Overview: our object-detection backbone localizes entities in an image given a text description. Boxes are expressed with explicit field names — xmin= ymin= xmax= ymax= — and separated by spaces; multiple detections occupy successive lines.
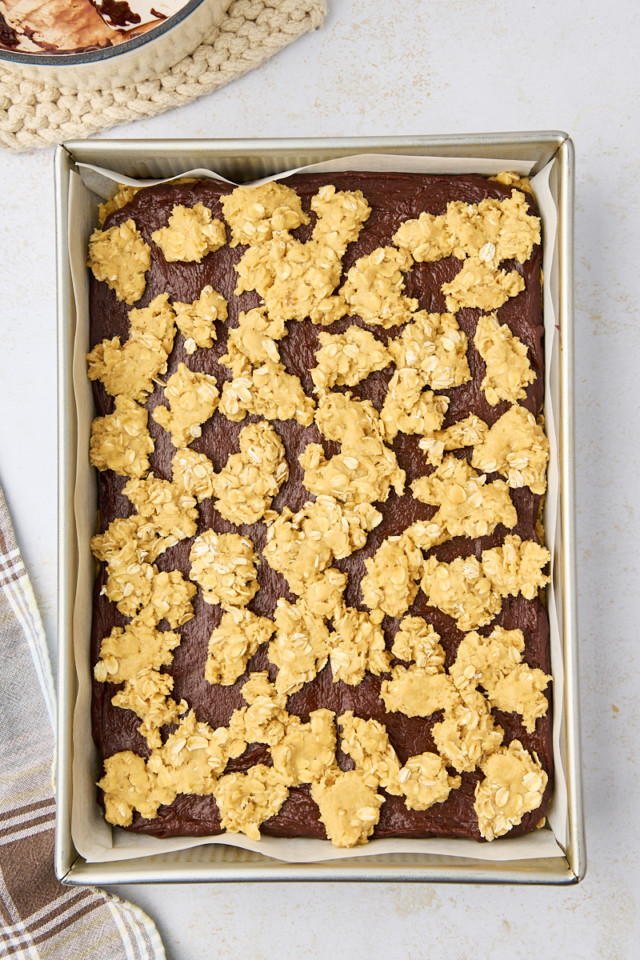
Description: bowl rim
xmin=0 ymin=0 xmax=205 ymax=66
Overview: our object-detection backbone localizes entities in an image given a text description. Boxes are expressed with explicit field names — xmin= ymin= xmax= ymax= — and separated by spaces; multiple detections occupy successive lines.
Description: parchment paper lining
xmin=68 ymin=153 xmax=566 ymax=864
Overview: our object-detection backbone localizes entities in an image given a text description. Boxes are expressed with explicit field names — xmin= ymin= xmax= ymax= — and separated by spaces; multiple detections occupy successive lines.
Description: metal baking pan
xmin=55 ymin=133 xmax=584 ymax=884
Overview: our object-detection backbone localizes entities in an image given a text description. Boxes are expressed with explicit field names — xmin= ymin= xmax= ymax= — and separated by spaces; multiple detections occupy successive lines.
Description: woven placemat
xmin=0 ymin=0 xmax=326 ymax=152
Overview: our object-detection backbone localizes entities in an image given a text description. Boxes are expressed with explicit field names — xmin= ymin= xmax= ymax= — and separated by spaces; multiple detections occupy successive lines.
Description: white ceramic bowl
xmin=0 ymin=0 xmax=231 ymax=89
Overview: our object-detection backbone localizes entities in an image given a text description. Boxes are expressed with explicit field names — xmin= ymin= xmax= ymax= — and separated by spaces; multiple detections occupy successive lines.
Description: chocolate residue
xmin=96 ymin=0 xmax=141 ymax=28
xmin=0 ymin=10 xmax=19 ymax=48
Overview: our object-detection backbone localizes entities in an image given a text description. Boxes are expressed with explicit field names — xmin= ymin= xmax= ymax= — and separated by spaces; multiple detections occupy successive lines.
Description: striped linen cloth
xmin=0 ymin=485 xmax=165 ymax=960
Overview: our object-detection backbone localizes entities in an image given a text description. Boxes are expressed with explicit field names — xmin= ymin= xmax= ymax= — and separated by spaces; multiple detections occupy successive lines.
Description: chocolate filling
xmin=90 ymin=172 xmax=552 ymax=842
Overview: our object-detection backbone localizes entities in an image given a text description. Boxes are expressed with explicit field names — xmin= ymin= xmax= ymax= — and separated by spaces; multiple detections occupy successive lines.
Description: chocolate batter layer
xmin=90 ymin=171 xmax=552 ymax=842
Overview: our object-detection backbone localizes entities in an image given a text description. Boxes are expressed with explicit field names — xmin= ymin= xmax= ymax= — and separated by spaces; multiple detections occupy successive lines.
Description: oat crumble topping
xmin=220 ymin=307 xmax=287 ymax=376
xmin=263 ymin=495 xmax=381 ymax=596
xmin=432 ymin=689 xmax=504 ymax=774
xmin=421 ymin=536 xmax=550 ymax=630
xmin=471 ymin=404 xmax=549 ymax=495
xmin=394 ymin=189 xmax=539 ymax=313
xmin=387 ymin=310 xmax=470 ymax=390
xmin=360 ymin=530 xmax=424 ymax=619
xmin=205 ymin=609 xmax=275 ymax=686
xmin=213 ymin=765 xmax=289 ymax=841
xmin=87 ymin=294 xmax=176 ymax=401
xmin=474 ymin=740 xmax=547 ymax=840
xmin=300 ymin=391 xmax=405 ymax=504
xmin=338 ymin=712 xmax=402 ymax=795
xmin=419 ymin=414 xmax=489 ymax=467
xmin=98 ymin=185 xmax=140 ymax=225
xmin=231 ymin=184 xmax=370 ymax=325
xmin=271 ymin=710 xmax=337 ymax=786
xmin=189 ymin=531 xmax=259 ymax=609
xmin=89 ymin=396 xmax=154 ymax=479
xmin=151 ymin=203 xmax=226 ymax=263
xmin=149 ymin=710 xmax=242 ymax=797
xmin=236 ymin=672 xmax=289 ymax=746
xmin=328 ymin=606 xmax=390 ymax=685
xmin=171 ymin=449 xmax=216 ymax=502
xmin=480 ymin=535 xmax=551 ymax=600
xmin=211 ymin=421 xmax=288 ymax=525
xmin=97 ymin=752 xmax=172 ymax=827
xmin=219 ymin=362 xmax=315 ymax=426
xmin=220 ymin=181 xmax=310 ymax=247
xmin=399 ymin=753 xmax=461 ymax=811
xmin=90 ymin=175 xmax=550 ymax=847
xmin=312 ymin=325 xmax=391 ymax=391
xmin=380 ymin=368 xmax=450 ymax=441
xmin=152 ymin=362 xmax=220 ymax=448
xmin=173 ymin=285 xmax=228 ymax=353
xmin=411 ymin=454 xmax=517 ymax=540
xmin=421 ymin=555 xmax=503 ymax=632
xmin=123 ymin=475 xmax=198 ymax=551
xmin=380 ymin=666 xmax=460 ymax=718
xmin=474 ymin=312 xmax=536 ymax=405
xmin=268 ymin=599 xmax=331 ymax=695
xmin=341 ymin=246 xmax=418 ymax=328
xmin=390 ymin=617 xmax=446 ymax=673
xmin=311 ymin=769 xmax=384 ymax=848
xmin=451 ymin=627 xmax=550 ymax=733
xmin=111 ymin=668 xmax=186 ymax=749
xmin=88 ymin=218 xmax=151 ymax=305
xmin=441 ymin=258 xmax=525 ymax=313
xmin=94 ymin=622 xmax=181 ymax=684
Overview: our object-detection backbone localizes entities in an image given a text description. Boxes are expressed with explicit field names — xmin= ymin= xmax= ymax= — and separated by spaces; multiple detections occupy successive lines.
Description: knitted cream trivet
xmin=0 ymin=0 xmax=326 ymax=152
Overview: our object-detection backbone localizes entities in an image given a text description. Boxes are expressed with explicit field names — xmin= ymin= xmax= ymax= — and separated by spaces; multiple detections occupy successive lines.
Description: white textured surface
xmin=0 ymin=0 xmax=638 ymax=956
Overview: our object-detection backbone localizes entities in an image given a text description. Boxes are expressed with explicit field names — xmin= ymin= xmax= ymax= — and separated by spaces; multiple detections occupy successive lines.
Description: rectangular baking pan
xmin=55 ymin=133 xmax=584 ymax=884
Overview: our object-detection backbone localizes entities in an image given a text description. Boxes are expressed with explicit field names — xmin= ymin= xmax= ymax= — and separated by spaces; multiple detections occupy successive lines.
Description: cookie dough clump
xmin=311 ymin=770 xmax=385 ymax=848
xmin=205 ymin=609 xmax=275 ymax=686
xmin=212 ymin=421 xmax=289 ymax=525
xmin=312 ymin=325 xmax=391 ymax=390
xmin=88 ymin=218 xmax=151 ymax=304
xmin=152 ymin=363 xmax=219 ymax=448
xmin=189 ymin=531 xmax=259 ymax=609
xmin=89 ymin=396 xmax=154 ymax=479
xmin=87 ymin=293 xmax=177 ymax=401
xmin=474 ymin=740 xmax=547 ymax=840
xmin=152 ymin=203 xmax=226 ymax=262
xmin=474 ymin=312 xmax=535 ymax=406
xmin=174 ymin=285 xmax=228 ymax=353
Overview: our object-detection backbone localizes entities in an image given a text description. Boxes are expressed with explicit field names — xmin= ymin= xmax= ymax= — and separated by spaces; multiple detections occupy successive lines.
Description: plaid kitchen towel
xmin=0 ymin=485 xmax=165 ymax=959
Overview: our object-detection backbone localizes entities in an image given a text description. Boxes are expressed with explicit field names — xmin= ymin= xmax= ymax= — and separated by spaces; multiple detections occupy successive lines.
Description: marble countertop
xmin=1 ymin=0 xmax=638 ymax=956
